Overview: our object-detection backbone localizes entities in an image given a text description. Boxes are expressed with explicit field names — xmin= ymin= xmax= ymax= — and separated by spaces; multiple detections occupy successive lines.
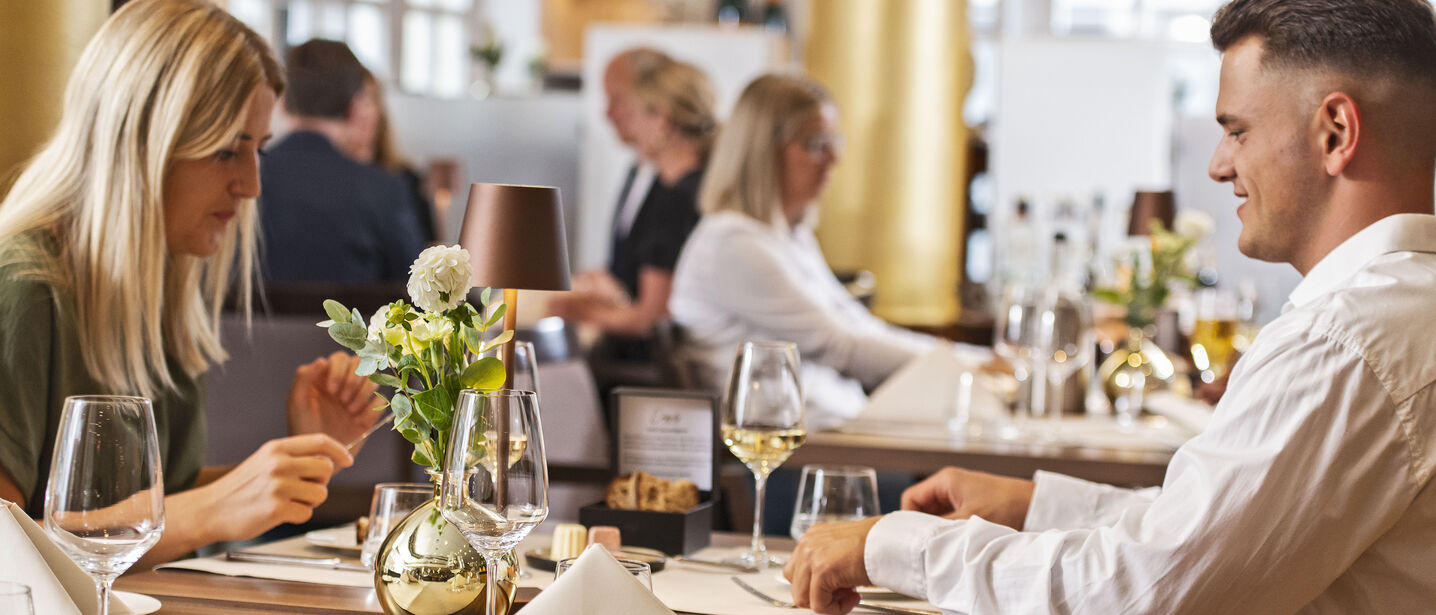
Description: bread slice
xmin=636 ymin=471 xmax=668 ymax=512
xmin=605 ymin=473 xmax=638 ymax=509
xmin=664 ymin=479 xmax=699 ymax=512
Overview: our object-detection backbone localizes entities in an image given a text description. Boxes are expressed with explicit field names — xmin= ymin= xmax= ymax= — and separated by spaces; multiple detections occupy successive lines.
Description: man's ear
xmin=1316 ymin=91 xmax=1360 ymax=176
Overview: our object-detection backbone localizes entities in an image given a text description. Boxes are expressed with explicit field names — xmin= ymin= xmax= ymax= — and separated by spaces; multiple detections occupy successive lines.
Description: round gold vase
xmin=373 ymin=497 xmax=519 ymax=615
xmin=1098 ymin=326 xmax=1185 ymax=405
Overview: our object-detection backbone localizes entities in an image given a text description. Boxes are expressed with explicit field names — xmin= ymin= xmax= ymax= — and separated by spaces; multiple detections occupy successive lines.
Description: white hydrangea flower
xmin=1174 ymin=210 xmax=1215 ymax=241
xmin=407 ymin=245 xmax=473 ymax=313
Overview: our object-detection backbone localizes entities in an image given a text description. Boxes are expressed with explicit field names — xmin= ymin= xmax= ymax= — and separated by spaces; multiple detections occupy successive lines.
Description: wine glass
xmin=993 ymin=283 xmax=1039 ymax=437
xmin=440 ymin=389 xmax=548 ymax=615
xmin=721 ymin=341 xmax=806 ymax=570
xmin=0 ymin=582 xmax=34 ymax=615
xmin=1036 ymin=284 xmax=1095 ymax=435
xmin=44 ymin=396 xmax=164 ymax=615
xmin=789 ymin=465 xmax=879 ymax=540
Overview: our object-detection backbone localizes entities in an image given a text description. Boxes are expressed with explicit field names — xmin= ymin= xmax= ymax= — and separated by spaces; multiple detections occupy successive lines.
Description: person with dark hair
xmin=259 ymin=39 xmax=427 ymax=283
xmin=784 ymin=0 xmax=1436 ymax=612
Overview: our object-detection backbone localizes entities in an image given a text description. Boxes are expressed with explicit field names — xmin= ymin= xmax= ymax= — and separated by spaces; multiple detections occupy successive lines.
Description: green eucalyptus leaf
xmin=484 ymin=303 xmax=507 ymax=328
xmin=413 ymin=387 xmax=455 ymax=432
xmin=480 ymin=287 xmax=493 ymax=306
xmin=356 ymin=357 xmax=379 ymax=376
xmin=323 ymin=300 xmax=351 ymax=324
xmin=328 ymin=322 xmax=368 ymax=351
xmin=463 ymin=327 xmax=483 ymax=354
xmin=411 ymin=447 xmax=434 ymax=467
xmin=478 ymin=329 xmax=515 ymax=354
xmin=351 ymin=307 xmax=364 ymax=325
xmin=391 ymin=393 xmax=415 ymax=423
xmin=316 ymin=319 xmax=335 ymax=328
xmin=460 ymin=356 xmax=506 ymax=390
xmin=368 ymin=372 xmax=403 ymax=389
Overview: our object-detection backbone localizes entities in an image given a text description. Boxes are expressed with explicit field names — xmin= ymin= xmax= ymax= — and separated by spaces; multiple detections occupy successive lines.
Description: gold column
xmin=0 ymin=0 xmax=107 ymax=195
xmin=806 ymin=0 xmax=972 ymax=326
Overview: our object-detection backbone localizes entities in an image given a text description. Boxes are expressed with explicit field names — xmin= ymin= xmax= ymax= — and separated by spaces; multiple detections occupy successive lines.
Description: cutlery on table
xmin=730 ymin=576 xmax=941 ymax=615
xmin=225 ymin=551 xmax=369 ymax=573
xmin=345 ymin=411 xmax=394 ymax=455
xmin=672 ymin=555 xmax=759 ymax=573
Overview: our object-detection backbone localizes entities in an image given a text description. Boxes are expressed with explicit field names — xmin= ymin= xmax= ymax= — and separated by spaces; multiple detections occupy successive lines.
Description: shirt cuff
xmin=865 ymin=511 xmax=958 ymax=600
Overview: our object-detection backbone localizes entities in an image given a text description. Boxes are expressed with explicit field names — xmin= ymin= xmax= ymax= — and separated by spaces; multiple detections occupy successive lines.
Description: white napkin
xmin=521 ymin=544 xmax=674 ymax=615
xmin=858 ymin=345 xmax=1007 ymax=425
xmin=0 ymin=499 xmax=135 ymax=615
xmin=1144 ymin=391 xmax=1214 ymax=435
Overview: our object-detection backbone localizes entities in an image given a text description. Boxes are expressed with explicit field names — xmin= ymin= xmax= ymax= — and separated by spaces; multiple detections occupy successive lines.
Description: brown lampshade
xmin=459 ymin=183 xmax=572 ymax=291
xmin=1128 ymin=190 xmax=1176 ymax=236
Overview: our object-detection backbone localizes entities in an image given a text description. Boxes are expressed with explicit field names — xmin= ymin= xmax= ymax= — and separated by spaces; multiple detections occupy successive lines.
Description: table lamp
xmin=1128 ymin=190 xmax=1176 ymax=236
xmin=458 ymin=183 xmax=571 ymax=505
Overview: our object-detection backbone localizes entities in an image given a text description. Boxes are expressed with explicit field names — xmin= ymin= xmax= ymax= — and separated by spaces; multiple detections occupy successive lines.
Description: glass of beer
xmin=1192 ymin=288 xmax=1239 ymax=383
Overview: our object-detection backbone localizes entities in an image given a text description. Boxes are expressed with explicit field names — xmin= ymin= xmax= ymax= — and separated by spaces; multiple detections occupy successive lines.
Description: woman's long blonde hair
xmin=698 ymin=73 xmax=832 ymax=225
xmin=631 ymin=60 xmax=719 ymax=157
xmin=0 ymin=0 xmax=283 ymax=399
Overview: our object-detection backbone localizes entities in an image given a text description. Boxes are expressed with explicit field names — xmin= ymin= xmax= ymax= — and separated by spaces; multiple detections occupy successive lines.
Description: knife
xmin=224 ymin=551 xmax=369 ymax=572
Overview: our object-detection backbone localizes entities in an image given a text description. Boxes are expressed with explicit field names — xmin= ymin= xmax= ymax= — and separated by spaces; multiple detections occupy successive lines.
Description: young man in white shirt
xmin=784 ymin=0 xmax=1436 ymax=612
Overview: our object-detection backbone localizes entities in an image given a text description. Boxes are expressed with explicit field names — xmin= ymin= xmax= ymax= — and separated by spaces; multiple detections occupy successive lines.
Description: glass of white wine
xmin=45 ymin=396 xmax=164 ymax=615
xmin=1192 ymin=287 xmax=1239 ymax=383
xmin=440 ymin=389 xmax=548 ymax=615
xmin=722 ymin=341 xmax=806 ymax=570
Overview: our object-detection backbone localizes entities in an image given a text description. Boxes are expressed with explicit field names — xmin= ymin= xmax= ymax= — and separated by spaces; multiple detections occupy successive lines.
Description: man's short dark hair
xmin=1211 ymin=0 xmax=1436 ymax=86
xmin=284 ymin=39 xmax=367 ymax=119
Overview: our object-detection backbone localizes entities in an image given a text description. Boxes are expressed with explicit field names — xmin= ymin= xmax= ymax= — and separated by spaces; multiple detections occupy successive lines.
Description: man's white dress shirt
xmin=669 ymin=211 xmax=935 ymax=428
xmin=866 ymin=213 xmax=1436 ymax=614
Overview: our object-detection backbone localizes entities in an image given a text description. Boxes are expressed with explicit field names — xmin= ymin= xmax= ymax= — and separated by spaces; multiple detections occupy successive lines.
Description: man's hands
xmin=287 ymin=351 xmax=383 ymax=445
xmin=168 ymin=434 xmax=352 ymax=549
xmin=783 ymin=466 xmax=1036 ymax=614
xmin=902 ymin=467 xmax=1035 ymax=529
xmin=783 ymin=516 xmax=880 ymax=614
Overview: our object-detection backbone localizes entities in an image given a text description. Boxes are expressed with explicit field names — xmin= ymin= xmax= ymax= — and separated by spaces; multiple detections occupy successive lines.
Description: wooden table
xmin=788 ymin=427 xmax=1173 ymax=487
xmin=114 ymin=534 xmax=778 ymax=614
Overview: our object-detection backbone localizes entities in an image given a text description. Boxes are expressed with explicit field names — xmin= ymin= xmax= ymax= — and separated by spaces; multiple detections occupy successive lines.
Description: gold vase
xmin=1098 ymin=326 xmax=1178 ymax=407
xmin=373 ymin=492 xmax=518 ymax=615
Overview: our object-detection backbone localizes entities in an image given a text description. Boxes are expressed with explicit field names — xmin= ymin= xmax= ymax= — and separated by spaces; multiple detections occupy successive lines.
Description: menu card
xmin=611 ymin=388 xmax=718 ymax=492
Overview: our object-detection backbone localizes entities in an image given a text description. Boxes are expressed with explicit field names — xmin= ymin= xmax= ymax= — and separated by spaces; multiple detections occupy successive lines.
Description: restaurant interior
xmin=3 ymin=0 xmax=1430 ymax=613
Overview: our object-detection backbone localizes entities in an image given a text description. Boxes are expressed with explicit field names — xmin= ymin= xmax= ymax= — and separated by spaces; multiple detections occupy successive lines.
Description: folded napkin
xmin=859 ymin=345 xmax=1007 ymax=426
xmin=0 ymin=499 xmax=135 ymax=615
xmin=521 ymin=544 xmax=674 ymax=615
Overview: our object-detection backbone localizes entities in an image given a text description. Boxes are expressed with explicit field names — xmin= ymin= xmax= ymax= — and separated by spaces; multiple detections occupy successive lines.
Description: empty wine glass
xmin=440 ymin=389 xmax=548 ymax=615
xmin=45 ymin=396 xmax=164 ymax=615
xmin=790 ymin=465 xmax=879 ymax=540
xmin=994 ymin=283 xmax=1039 ymax=437
xmin=1036 ymin=285 xmax=1094 ymax=430
xmin=0 ymin=582 xmax=34 ymax=615
xmin=721 ymin=341 xmax=806 ymax=570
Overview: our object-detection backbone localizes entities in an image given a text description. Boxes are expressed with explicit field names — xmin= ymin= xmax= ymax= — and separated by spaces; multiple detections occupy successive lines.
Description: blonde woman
xmin=0 ymin=0 xmax=380 ymax=566
xmin=553 ymin=60 xmax=716 ymax=352
xmin=669 ymin=74 xmax=938 ymax=428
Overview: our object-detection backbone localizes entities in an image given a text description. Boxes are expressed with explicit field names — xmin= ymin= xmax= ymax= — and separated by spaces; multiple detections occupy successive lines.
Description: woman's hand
xmin=286 ymin=351 xmax=383 ymax=445
xmin=146 ymin=434 xmax=352 ymax=565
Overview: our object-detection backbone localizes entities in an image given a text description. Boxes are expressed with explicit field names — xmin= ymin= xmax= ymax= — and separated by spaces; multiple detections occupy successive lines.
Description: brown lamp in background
xmin=458 ymin=183 xmax=571 ymax=506
xmin=1128 ymin=190 xmax=1176 ymax=236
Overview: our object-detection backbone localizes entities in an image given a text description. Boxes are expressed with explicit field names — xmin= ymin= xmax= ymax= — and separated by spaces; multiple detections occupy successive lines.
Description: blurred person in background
xmin=552 ymin=58 xmax=716 ymax=357
xmin=0 ymin=0 xmax=380 ymax=568
xmin=353 ymin=72 xmax=437 ymax=245
xmin=669 ymin=74 xmax=938 ymax=429
xmin=259 ymin=39 xmax=426 ymax=283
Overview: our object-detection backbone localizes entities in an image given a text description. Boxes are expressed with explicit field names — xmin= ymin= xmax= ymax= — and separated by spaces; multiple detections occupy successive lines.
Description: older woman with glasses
xmin=669 ymin=74 xmax=938 ymax=428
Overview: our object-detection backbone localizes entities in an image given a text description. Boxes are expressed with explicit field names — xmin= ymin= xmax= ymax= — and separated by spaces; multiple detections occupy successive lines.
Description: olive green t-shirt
xmin=0 ymin=235 xmax=206 ymax=518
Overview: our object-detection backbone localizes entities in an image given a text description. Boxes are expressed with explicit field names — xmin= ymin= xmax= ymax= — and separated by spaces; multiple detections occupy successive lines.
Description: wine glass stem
xmin=482 ymin=552 xmax=500 ymax=615
xmin=751 ymin=470 xmax=769 ymax=567
xmin=96 ymin=577 xmax=113 ymax=615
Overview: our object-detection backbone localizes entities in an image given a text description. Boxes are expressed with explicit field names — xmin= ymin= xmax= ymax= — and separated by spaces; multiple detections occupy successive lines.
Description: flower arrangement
xmin=1093 ymin=210 xmax=1214 ymax=329
xmin=319 ymin=245 xmax=510 ymax=473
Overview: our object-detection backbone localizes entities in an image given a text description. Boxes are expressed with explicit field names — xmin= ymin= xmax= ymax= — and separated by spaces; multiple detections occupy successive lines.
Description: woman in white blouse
xmin=669 ymin=74 xmax=937 ymax=428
